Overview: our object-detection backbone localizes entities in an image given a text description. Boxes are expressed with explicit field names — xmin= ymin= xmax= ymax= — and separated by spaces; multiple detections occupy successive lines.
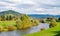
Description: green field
xmin=25 ymin=22 xmax=60 ymax=36
xmin=0 ymin=21 xmax=16 ymax=27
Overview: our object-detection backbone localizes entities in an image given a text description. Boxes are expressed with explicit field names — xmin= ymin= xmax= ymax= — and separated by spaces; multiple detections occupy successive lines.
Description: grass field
xmin=25 ymin=22 xmax=60 ymax=36
xmin=0 ymin=21 xmax=16 ymax=27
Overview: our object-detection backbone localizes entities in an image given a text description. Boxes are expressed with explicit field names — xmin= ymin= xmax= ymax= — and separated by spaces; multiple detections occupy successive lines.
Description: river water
xmin=0 ymin=23 xmax=49 ymax=36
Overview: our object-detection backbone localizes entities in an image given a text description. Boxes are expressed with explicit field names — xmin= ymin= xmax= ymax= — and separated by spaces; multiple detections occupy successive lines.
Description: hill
xmin=28 ymin=14 xmax=60 ymax=18
xmin=0 ymin=10 xmax=21 ymax=15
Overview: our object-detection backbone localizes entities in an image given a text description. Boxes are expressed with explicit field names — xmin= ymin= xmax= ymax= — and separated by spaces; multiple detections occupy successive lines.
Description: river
xmin=0 ymin=23 xmax=49 ymax=36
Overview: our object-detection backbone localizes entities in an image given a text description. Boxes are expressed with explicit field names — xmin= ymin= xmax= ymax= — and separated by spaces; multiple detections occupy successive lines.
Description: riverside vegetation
xmin=0 ymin=10 xmax=40 ymax=32
xmin=25 ymin=17 xmax=60 ymax=36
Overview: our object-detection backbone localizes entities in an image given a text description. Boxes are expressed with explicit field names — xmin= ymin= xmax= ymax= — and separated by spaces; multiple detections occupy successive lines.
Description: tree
xmin=40 ymin=19 xmax=46 ymax=23
xmin=0 ymin=16 xmax=2 ymax=21
xmin=58 ymin=18 xmax=60 ymax=20
xmin=16 ymin=15 xmax=32 ymax=30
xmin=31 ymin=19 xmax=40 ymax=26
xmin=58 ymin=17 xmax=60 ymax=22
xmin=9 ymin=15 xmax=12 ymax=20
xmin=1 ymin=15 xmax=6 ymax=21
xmin=6 ymin=16 xmax=9 ymax=20
xmin=49 ymin=19 xmax=57 ymax=28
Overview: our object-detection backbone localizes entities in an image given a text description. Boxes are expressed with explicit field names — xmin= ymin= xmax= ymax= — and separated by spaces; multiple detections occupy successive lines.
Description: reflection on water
xmin=0 ymin=23 xmax=49 ymax=36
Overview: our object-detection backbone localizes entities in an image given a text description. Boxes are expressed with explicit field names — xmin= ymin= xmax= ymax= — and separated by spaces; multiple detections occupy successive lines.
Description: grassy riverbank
xmin=25 ymin=22 xmax=60 ymax=36
xmin=0 ymin=21 xmax=16 ymax=26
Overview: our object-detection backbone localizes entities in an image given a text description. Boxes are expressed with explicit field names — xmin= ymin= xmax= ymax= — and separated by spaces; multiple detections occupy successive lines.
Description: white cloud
xmin=35 ymin=8 xmax=46 ymax=11
xmin=0 ymin=0 xmax=59 ymax=15
xmin=2 ymin=0 xmax=22 ymax=3
xmin=32 ymin=0 xmax=56 ymax=5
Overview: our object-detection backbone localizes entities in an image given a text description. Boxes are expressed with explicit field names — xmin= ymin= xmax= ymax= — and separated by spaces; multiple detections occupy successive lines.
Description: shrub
xmin=16 ymin=15 xmax=32 ymax=30
xmin=49 ymin=19 xmax=57 ymax=28
xmin=58 ymin=17 xmax=60 ymax=22
xmin=40 ymin=28 xmax=45 ymax=31
xmin=0 ymin=26 xmax=3 ymax=32
xmin=7 ymin=26 xmax=17 ymax=31
xmin=40 ymin=19 xmax=46 ymax=23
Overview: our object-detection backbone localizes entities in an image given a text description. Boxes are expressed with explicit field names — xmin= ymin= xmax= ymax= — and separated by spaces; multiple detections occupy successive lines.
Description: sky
xmin=0 ymin=0 xmax=60 ymax=15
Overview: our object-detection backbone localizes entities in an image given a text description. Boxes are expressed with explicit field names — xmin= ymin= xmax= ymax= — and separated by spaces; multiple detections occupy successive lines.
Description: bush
xmin=7 ymin=26 xmax=17 ymax=31
xmin=57 ymin=17 xmax=60 ymax=22
xmin=49 ymin=19 xmax=57 ymax=28
xmin=40 ymin=28 xmax=45 ymax=31
xmin=40 ymin=19 xmax=46 ymax=23
xmin=58 ymin=17 xmax=60 ymax=20
xmin=16 ymin=15 xmax=32 ymax=30
xmin=0 ymin=26 xmax=3 ymax=32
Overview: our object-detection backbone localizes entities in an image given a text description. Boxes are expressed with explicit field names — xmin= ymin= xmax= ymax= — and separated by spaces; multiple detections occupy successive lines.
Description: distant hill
xmin=0 ymin=10 xmax=21 ymax=15
xmin=0 ymin=10 xmax=60 ymax=18
xmin=28 ymin=14 xmax=60 ymax=18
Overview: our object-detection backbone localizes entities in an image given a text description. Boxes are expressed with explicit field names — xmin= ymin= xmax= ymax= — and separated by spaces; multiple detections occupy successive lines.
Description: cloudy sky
xmin=0 ymin=0 xmax=60 ymax=15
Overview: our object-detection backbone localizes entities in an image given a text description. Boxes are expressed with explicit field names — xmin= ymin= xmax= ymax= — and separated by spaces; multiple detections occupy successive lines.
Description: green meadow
xmin=0 ymin=21 xmax=16 ymax=27
xmin=25 ymin=22 xmax=60 ymax=36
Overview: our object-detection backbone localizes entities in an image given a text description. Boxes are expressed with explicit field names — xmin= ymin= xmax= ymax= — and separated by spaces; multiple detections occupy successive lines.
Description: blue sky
xmin=0 ymin=0 xmax=60 ymax=15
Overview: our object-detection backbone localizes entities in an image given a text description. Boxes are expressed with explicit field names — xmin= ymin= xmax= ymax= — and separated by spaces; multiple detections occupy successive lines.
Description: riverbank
xmin=0 ymin=21 xmax=49 ymax=36
xmin=25 ymin=22 xmax=60 ymax=36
